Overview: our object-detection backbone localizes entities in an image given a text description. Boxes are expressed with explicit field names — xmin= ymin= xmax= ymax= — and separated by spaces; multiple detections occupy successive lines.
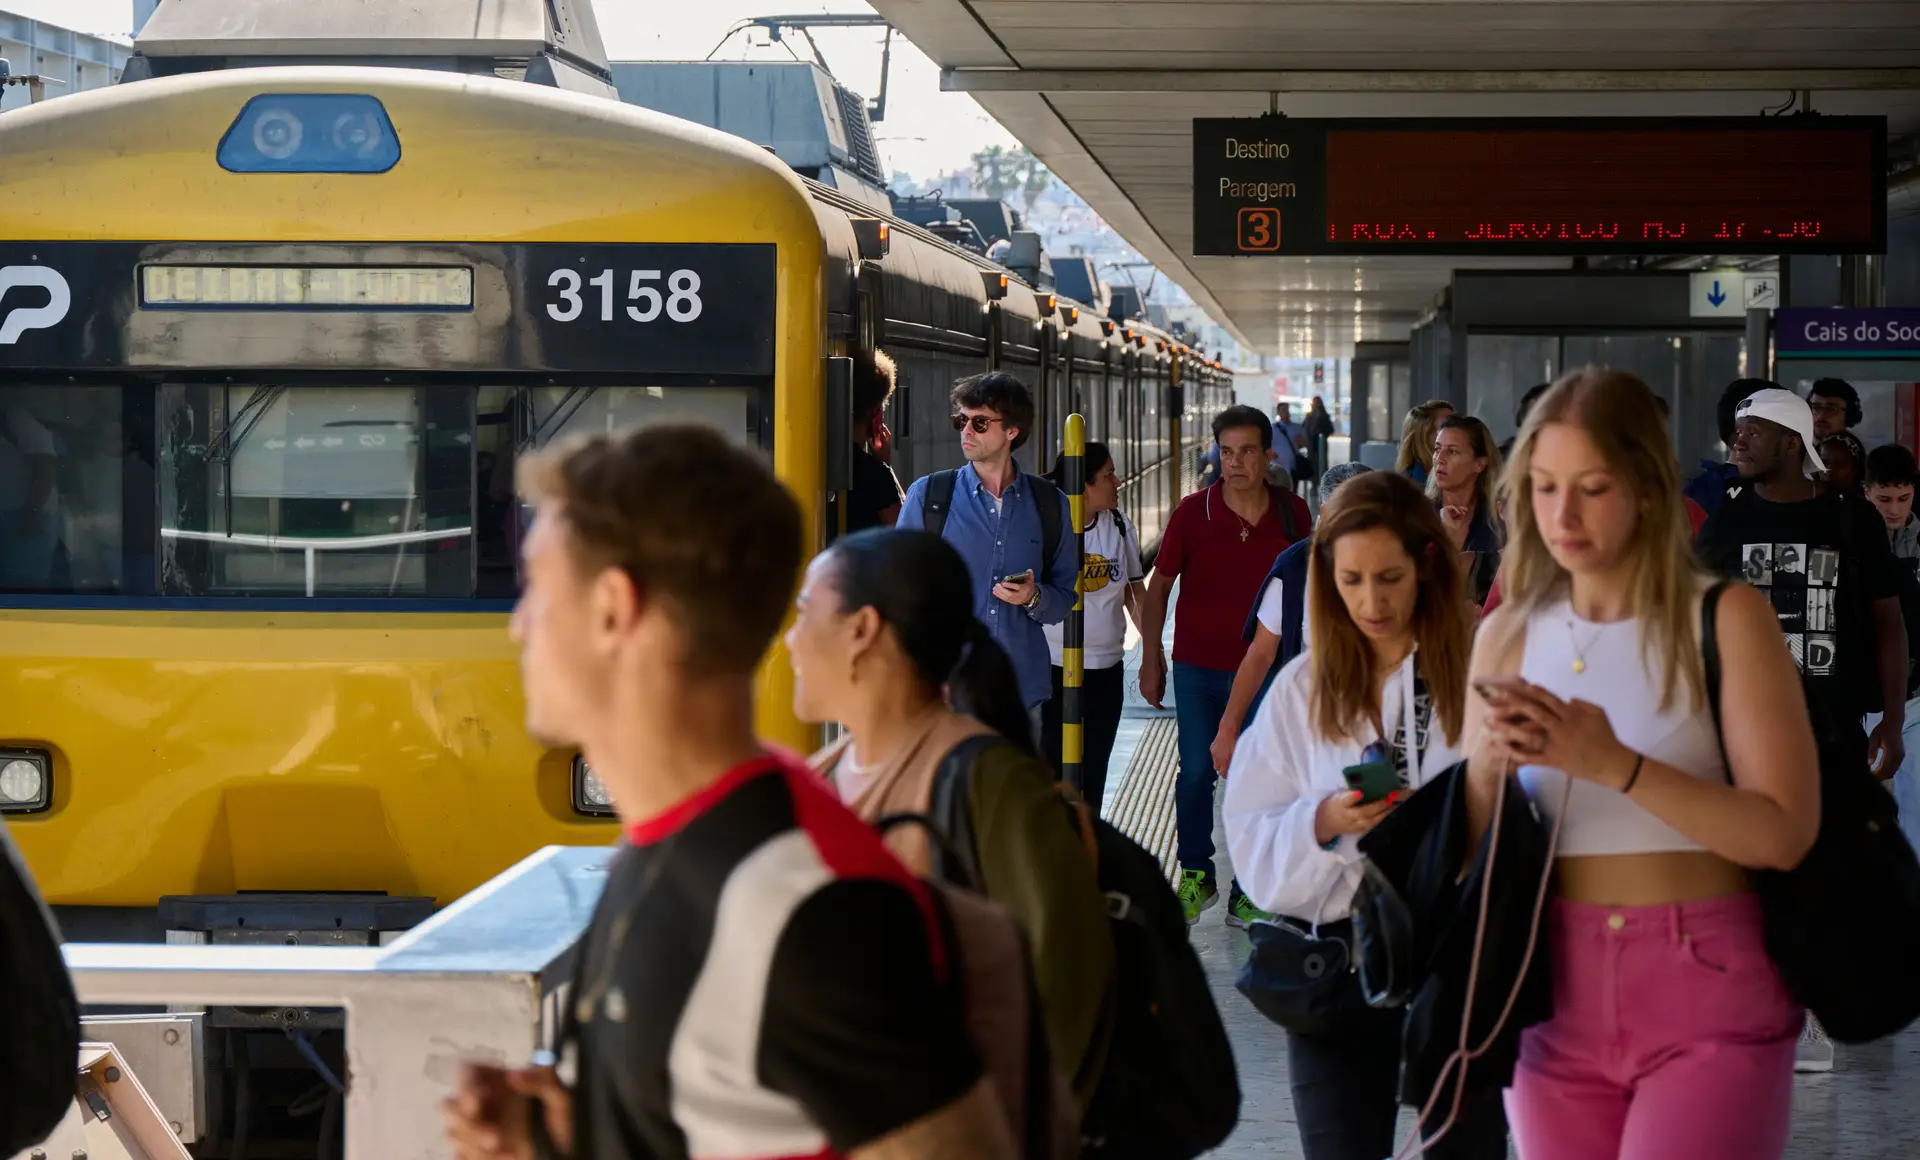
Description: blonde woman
xmin=1466 ymin=368 xmax=1819 ymax=1158
xmin=1395 ymin=399 xmax=1455 ymax=486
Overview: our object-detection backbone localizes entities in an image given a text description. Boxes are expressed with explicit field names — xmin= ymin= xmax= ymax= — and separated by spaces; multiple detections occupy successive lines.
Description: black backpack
xmin=920 ymin=469 xmax=1065 ymax=575
xmin=929 ymin=737 xmax=1241 ymax=1159
xmin=1702 ymin=581 xmax=1920 ymax=1043
xmin=0 ymin=821 xmax=79 ymax=1156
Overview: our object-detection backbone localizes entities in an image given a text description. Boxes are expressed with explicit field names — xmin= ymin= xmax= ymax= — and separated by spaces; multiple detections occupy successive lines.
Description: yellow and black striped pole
xmin=1061 ymin=413 xmax=1087 ymax=790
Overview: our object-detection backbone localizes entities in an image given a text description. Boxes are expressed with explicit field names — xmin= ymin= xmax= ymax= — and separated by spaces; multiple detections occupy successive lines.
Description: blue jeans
xmin=1174 ymin=660 xmax=1274 ymax=879
xmin=1867 ymin=698 xmax=1920 ymax=854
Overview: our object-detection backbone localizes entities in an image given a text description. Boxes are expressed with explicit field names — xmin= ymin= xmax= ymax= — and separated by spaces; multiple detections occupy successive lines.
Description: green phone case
xmin=1342 ymin=759 xmax=1398 ymax=804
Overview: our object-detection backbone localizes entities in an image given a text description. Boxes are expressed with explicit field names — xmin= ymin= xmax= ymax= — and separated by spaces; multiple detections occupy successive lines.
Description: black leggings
xmin=1039 ymin=662 xmax=1125 ymax=812
xmin=1287 ymin=972 xmax=1509 ymax=1160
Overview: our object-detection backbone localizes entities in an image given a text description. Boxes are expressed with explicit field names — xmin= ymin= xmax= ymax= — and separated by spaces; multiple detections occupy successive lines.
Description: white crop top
xmin=1515 ymin=598 xmax=1723 ymax=856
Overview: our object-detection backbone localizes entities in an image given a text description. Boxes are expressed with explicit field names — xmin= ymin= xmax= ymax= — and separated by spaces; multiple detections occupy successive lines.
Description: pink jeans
xmin=1505 ymin=893 xmax=1801 ymax=1160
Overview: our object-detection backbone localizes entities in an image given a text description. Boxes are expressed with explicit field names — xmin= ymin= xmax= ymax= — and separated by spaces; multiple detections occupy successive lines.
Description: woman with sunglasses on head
xmin=1041 ymin=441 xmax=1146 ymax=812
xmin=1430 ymin=415 xmax=1504 ymax=608
xmin=787 ymin=527 xmax=1115 ymax=1111
xmin=1466 ymin=368 xmax=1818 ymax=1159
xmin=1222 ymin=471 xmax=1508 ymax=1160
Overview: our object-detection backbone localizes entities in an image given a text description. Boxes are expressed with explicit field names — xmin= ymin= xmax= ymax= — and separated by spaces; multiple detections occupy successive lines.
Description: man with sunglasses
xmin=900 ymin=372 xmax=1078 ymax=741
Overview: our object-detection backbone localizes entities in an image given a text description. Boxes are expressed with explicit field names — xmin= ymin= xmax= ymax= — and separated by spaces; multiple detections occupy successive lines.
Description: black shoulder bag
xmin=1236 ymin=662 xmax=1430 ymax=1034
xmin=1701 ymin=580 xmax=1920 ymax=1043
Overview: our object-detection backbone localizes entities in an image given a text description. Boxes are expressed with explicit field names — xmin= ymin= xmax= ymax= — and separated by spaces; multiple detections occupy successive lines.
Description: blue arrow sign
xmin=1707 ymin=280 xmax=1727 ymax=307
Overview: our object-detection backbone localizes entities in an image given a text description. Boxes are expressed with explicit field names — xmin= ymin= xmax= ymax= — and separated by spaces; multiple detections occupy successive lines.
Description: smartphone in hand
xmin=1471 ymin=676 xmax=1532 ymax=703
xmin=1003 ymin=568 xmax=1035 ymax=585
xmin=1342 ymin=759 xmax=1399 ymax=805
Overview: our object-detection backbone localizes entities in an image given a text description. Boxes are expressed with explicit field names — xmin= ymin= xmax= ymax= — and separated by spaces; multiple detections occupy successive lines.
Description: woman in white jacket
xmin=1223 ymin=470 xmax=1505 ymax=1160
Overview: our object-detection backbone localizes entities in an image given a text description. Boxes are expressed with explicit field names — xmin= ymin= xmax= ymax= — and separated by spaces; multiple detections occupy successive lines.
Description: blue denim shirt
xmin=899 ymin=464 xmax=1078 ymax=708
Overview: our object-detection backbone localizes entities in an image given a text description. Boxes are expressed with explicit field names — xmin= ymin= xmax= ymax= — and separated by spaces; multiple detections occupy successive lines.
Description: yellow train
xmin=0 ymin=62 xmax=1231 ymax=936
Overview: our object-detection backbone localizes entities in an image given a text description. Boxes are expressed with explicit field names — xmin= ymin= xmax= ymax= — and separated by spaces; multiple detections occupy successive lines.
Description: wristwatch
xmin=1023 ymin=587 xmax=1042 ymax=612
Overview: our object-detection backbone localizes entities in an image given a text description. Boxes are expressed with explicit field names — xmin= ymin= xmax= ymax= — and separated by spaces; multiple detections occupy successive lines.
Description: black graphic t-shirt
xmin=1697 ymin=490 xmax=1901 ymax=733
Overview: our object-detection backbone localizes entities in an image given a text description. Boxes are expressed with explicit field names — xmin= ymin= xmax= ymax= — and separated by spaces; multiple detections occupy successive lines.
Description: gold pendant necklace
xmin=1568 ymin=617 xmax=1605 ymax=674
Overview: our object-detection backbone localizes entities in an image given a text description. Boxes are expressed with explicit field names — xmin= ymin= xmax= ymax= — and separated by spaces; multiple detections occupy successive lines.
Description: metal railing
xmin=62 ymin=846 xmax=608 ymax=1160
xmin=159 ymin=526 xmax=473 ymax=597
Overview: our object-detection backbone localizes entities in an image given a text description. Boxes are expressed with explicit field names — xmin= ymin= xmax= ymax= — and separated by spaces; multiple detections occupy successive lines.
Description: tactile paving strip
xmin=1105 ymin=717 xmax=1181 ymax=885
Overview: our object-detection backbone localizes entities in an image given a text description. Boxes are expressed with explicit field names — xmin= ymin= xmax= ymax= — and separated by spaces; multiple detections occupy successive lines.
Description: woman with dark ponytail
xmin=786 ymin=527 xmax=1116 ymax=1108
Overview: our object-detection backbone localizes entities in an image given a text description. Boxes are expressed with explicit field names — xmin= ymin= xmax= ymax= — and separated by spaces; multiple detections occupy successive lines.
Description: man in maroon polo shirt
xmin=1140 ymin=404 xmax=1312 ymax=927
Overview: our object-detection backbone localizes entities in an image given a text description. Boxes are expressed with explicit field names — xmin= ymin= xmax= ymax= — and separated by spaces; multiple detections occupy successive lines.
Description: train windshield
xmin=0 ymin=381 xmax=766 ymax=602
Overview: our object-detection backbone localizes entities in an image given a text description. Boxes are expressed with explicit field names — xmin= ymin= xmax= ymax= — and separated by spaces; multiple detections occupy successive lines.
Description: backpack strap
xmin=1028 ymin=473 xmax=1065 ymax=575
xmin=1053 ymin=780 xmax=1100 ymax=871
xmin=1699 ymin=579 xmax=1735 ymax=784
xmin=928 ymin=733 xmax=1002 ymax=890
xmin=872 ymin=812 xmax=981 ymax=891
xmin=1270 ymin=484 xmax=1300 ymax=543
xmin=922 ymin=469 xmax=959 ymax=539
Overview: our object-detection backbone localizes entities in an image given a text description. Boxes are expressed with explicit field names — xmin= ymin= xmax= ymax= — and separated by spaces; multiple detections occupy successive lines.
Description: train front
xmin=0 ymin=64 xmax=824 ymax=942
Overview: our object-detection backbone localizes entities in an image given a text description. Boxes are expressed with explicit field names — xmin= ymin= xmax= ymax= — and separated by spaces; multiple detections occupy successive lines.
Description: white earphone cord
xmin=1388 ymin=762 xmax=1571 ymax=1160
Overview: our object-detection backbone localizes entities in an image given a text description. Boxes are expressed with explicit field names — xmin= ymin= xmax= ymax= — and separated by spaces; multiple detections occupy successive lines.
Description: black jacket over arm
xmin=1356 ymin=762 xmax=1555 ymax=1108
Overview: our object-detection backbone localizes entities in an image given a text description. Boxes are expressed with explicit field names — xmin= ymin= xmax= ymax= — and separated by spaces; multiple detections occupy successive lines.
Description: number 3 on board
xmin=547 ymin=268 xmax=705 ymax=323
xmin=1237 ymin=208 xmax=1282 ymax=252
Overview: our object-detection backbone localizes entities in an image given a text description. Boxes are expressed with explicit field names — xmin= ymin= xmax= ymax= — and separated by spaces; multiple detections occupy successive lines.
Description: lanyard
xmin=1387 ymin=651 xmax=1427 ymax=788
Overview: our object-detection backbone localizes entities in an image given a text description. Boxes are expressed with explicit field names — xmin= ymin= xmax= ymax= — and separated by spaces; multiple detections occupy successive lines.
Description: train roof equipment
xmin=614 ymin=61 xmax=891 ymax=215
xmin=121 ymin=0 xmax=615 ymax=98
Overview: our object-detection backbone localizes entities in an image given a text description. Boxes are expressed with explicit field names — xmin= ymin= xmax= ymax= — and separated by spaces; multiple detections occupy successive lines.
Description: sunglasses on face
xmin=951 ymin=413 xmax=1006 ymax=434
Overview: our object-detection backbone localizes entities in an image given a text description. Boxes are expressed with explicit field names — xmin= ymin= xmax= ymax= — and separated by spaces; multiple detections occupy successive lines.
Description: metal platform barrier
xmin=59 ymin=845 xmax=612 ymax=1160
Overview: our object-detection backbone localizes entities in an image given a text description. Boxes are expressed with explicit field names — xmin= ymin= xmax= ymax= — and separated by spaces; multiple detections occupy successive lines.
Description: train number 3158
xmin=546 ymin=268 xmax=704 ymax=323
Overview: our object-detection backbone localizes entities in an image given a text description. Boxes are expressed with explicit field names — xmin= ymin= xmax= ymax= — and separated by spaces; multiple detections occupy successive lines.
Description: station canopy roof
xmin=866 ymin=0 xmax=1920 ymax=356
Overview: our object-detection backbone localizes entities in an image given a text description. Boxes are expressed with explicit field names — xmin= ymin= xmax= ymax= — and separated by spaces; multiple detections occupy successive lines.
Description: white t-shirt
xmin=1253 ymin=575 xmax=1311 ymax=651
xmin=1044 ymin=509 xmax=1144 ymax=670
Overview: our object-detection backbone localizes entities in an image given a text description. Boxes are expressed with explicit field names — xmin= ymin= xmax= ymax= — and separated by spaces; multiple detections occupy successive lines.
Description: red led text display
xmin=1191 ymin=117 xmax=1887 ymax=258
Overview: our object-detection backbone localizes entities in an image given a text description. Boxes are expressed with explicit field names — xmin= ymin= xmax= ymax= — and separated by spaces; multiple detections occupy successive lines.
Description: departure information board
xmin=1192 ymin=116 xmax=1887 ymax=257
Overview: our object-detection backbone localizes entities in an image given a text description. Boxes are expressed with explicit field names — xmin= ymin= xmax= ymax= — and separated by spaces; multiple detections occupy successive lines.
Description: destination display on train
xmin=140 ymin=266 xmax=476 ymax=310
xmin=1192 ymin=117 xmax=1887 ymax=257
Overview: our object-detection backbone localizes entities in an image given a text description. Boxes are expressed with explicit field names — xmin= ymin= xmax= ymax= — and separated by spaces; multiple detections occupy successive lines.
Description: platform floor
xmin=1097 ymin=614 xmax=1920 ymax=1159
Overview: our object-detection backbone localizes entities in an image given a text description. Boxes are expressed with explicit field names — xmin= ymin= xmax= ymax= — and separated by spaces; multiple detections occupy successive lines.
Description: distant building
xmin=0 ymin=8 xmax=131 ymax=110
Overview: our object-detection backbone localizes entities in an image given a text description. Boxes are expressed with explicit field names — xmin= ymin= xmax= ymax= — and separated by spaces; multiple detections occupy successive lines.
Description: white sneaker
xmin=1794 ymin=1015 xmax=1834 ymax=1073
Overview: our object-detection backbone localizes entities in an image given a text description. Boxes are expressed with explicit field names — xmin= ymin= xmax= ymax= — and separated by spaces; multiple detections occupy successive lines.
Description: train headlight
xmin=218 ymin=94 xmax=401 ymax=174
xmin=0 ymin=750 xmax=50 ymax=814
xmin=251 ymin=108 xmax=304 ymax=160
xmin=572 ymin=756 xmax=615 ymax=818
